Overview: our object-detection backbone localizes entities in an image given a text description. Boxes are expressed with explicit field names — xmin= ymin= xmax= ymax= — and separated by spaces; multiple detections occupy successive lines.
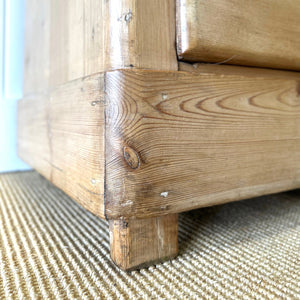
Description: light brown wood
xmin=21 ymin=0 xmax=300 ymax=270
xmin=18 ymin=74 xmax=105 ymax=218
xmin=23 ymin=0 xmax=50 ymax=95
xmin=49 ymin=0 xmax=107 ymax=88
xmin=24 ymin=0 xmax=107 ymax=94
xmin=179 ymin=62 xmax=300 ymax=80
xmin=105 ymin=0 xmax=178 ymax=71
xmin=21 ymin=1 xmax=179 ymax=270
xmin=104 ymin=0 xmax=178 ymax=270
xmin=176 ymin=0 xmax=300 ymax=71
xmin=105 ymin=67 xmax=300 ymax=219
xmin=109 ymin=214 xmax=178 ymax=271
xmin=23 ymin=0 xmax=177 ymax=95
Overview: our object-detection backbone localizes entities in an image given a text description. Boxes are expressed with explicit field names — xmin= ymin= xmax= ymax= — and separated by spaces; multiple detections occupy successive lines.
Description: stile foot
xmin=109 ymin=214 xmax=178 ymax=271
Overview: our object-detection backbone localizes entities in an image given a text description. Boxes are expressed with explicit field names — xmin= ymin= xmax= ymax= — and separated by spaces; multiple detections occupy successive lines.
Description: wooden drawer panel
xmin=177 ymin=0 xmax=300 ymax=71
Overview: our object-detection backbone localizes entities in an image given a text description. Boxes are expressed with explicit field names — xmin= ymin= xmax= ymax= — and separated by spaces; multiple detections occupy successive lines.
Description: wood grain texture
xmin=105 ymin=0 xmax=178 ymax=71
xmin=23 ymin=0 xmax=50 ymax=95
xmin=21 ymin=0 xmax=178 ymax=221
xmin=49 ymin=0 xmax=106 ymax=88
xmin=179 ymin=62 xmax=300 ymax=80
xmin=18 ymin=74 xmax=105 ymax=218
xmin=24 ymin=0 xmax=177 ymax=95
xmin=105 ymin=67 xmax=300 ymax=219
xmin=177 ymin=0 xmax=300 ymax=71
xmin=23 ymin=0 xmax=106 ymax=93
xmin=109 ymin=214 xmax=178 ymax=271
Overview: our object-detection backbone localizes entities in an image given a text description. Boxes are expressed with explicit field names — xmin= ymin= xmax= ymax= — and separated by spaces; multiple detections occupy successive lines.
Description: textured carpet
xmin=0 ymin=171 xmax=299 ymax=299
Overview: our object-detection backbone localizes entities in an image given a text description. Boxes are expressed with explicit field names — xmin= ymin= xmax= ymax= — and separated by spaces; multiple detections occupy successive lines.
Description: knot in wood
xmin=123 ymin=146 xmax=140 ymax=169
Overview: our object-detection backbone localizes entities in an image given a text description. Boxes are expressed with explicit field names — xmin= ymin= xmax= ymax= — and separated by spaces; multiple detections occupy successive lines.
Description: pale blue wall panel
xmin=0 ymin=100 xmax=29 ymax=172
xmin=4 ymin=0 xmax=25 ymax=99
xmin=0 ymin=0 xmax=30 ymax=172
xmin=0 ymin=0 xmax=4 ymax=97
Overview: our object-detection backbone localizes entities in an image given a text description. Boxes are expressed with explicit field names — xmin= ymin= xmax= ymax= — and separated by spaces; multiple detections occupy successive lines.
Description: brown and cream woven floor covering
xmin=0 ymin=171 xmax=299 ymax=299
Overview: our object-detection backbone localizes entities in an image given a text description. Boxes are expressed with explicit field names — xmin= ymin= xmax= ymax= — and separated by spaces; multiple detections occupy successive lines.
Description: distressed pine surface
xmin=179 ymin=63 xmax=300 ymax=80
xmin=176 ymin=0 xmax=300 ymax=71
xmin=24 ymin=0 xmax=107 ymax=93
xmin=23 ymin=0 xmax=177 ymax=96
xmin=105 ymin=0 xmax=177 ymax=71
xmin=21 ymin=0 xmax=300 ymax=270
xmin=49 ymin=0 xmax=107 ymax=88
xmin=23 ymin=0 xmax=50 ymax=95
xmin=105 ymin=67 xmax=300 ymax=219
xmin=21 ymin=0 xmax=177 ymax=218
xmin=104 ymin=0 xmax=178 ymax=269
xmin=109 ymin=214 xmax=178 ymax=271
xmin=18 ymin=74 xmax=105 ymax=218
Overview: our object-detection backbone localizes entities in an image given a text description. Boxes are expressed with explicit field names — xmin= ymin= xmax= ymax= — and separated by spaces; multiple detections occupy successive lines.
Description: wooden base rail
xmin=18 ymin=65 xmax=300 ymax=270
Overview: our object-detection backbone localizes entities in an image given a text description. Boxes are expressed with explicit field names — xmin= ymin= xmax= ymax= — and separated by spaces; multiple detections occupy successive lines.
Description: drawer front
xmin=177 ymin=0 xmax=300 ymax=71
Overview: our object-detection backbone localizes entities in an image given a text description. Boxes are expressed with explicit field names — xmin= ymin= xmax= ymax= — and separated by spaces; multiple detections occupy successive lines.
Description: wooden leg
xmin=109 ymin=214 xmax=178 ymax=271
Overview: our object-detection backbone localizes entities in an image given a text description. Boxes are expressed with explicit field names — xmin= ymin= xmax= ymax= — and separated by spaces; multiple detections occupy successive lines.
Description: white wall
xmin=0 ymin=0 xmax=30 ymax=172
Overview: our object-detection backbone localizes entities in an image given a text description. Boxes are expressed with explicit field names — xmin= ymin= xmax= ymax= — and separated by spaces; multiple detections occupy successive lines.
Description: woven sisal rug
xmin=0 ymin=171 xmax=299 ymax=299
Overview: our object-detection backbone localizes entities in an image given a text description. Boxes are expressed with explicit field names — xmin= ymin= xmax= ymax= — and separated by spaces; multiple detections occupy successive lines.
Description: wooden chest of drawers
xmin=18 ymin=0 xmax=300 ymax=270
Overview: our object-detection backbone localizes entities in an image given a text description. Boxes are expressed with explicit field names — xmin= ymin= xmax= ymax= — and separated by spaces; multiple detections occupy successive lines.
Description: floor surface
xmin=0 ymin=171 xmax=299 ymax=299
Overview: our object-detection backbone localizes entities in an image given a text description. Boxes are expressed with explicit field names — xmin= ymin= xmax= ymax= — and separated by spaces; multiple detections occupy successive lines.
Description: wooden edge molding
xmin=178 ymin=62 xmax=300 ymax=80
xmin=104 ymin=67 xmax=300 ymax=220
